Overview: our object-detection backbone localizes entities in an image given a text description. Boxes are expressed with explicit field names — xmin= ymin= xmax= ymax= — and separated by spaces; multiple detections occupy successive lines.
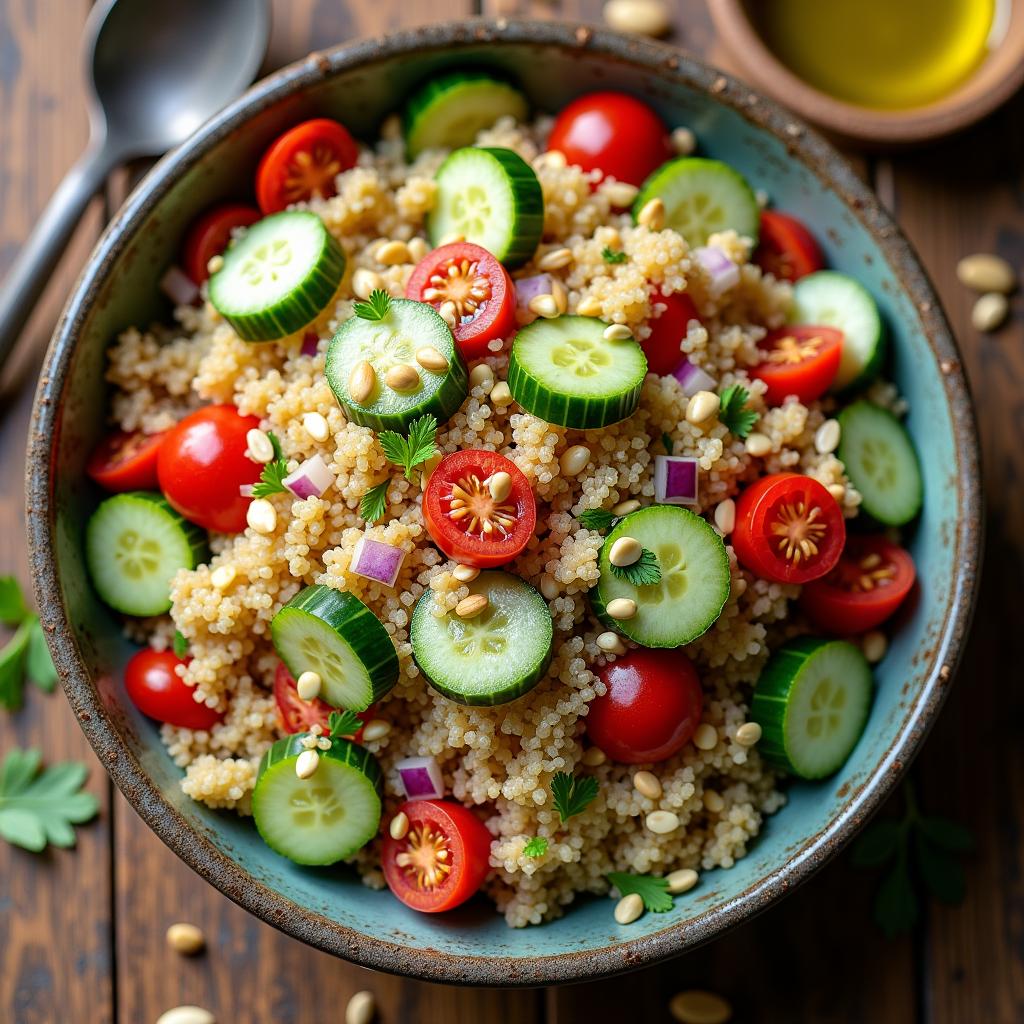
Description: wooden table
xmin=1 ymin=1 xmax=1020 ymax=1021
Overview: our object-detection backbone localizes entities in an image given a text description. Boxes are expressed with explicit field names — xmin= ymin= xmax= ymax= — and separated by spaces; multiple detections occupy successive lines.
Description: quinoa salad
xmin=83 ymin=72 xmax=923 ymax=927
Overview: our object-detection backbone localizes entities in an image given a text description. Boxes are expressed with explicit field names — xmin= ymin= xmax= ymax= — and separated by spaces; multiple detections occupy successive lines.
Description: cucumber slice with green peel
xmin=410 ymin=571 xmax=553 ymax=706
xmin=271 ymin=585 xmax=399 ymax=711
xmin=592 ymin=505 xmax=730 ymax=648
xmin=404 ymin=70 xmax=529 ymax=159
xmin=507 ymin=315 xmax=647 ymax=429
xmin=837 ymin=400 xmax=923 ymax=526
xmin=427 ymin=147 xmax=543 ymax=268
xmin=325 ymin=297 xmax=468 ymax=432
xmin=253 ymin=734 xmax=383 ymax=865
xmin=751 ymin=636 xmax=873 ymax=780
xmin=791 ymin=271 xmax=885 ymax=393
xmin=86 ymin=492 xmax=208 ymax=617
xmin=208 ymin=211 xmax=346 ymax=342
xmin=633 ymin=157 xmax=760 ymax=248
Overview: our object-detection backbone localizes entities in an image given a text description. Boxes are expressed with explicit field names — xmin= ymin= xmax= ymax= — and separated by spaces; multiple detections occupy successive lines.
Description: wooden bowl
xmin=708 ymin=0 xmax=1024 ymax=146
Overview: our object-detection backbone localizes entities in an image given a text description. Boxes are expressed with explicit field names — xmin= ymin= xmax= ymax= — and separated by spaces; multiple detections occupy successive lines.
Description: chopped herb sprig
xmin=359 ymin=480 xmax=390 ymax=524
xmin=251 ymin=432 xmax=290 ymax=498
xmin=576 ymin=508 xmax=618 ymax=533
xmin=550 ymin=771 xmax=599 ymax=822
xmin=610 ymin=547 xmax=662 ymax=587
xmin=173 ymin=630 xmax=190 ymax=659
xmin=523 ymin=836 xmax=549 ymax=858
xmin=0 ymin=576 xmax=58 ymax=710
xmin=328 ymin=709 xmax=363 ymax=739
xmin=378 ymin=414 xmax=438 ymax=481
xmin=717 ymin=384 xmax=758 ymax=439
xmin=602 ymin=247 xmax=627 ymax=264
xmin=353 ymin=288 xmax=392 ymax=322
xmin=607 ymin=871 xmax=674 ymax=913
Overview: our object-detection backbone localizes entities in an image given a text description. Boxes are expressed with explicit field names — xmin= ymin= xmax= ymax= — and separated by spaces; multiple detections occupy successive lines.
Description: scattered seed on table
xmin=345 ymin=990 xmax=376 ymax=1024
xmin=666 ymin=868 xmax=699 ymax=895
xmin=361 ymin=719 xmax=391 ymax=742
xmin=956 ymin=252 xmax=1016 ymax=294
xmin=646 ymin=810 xmax=680 ymax=834
xmin=456 ymin=593 xmax=489 ymax=618
xmin=693 ymin=723 xmax=718 ymax=750
xmin=614 ymin=892 xmax=645 ymax=924
xmin=603 ymin=0 xmax=672 ymax=37
xmin=971 ymin=292 xmax=1009 ymax=332
xmin=165 ymin=922 xmax=206 ymax=956
xmin=669 ymin=989 xmax=733 ymax=1024
xmin=389 ymin=811 xmax=410 ymax=841
xmin=606 ymin=597 xmax=638 ymax=620
xmin=735 ymin=722 xmax=762 ymax=747
xmin=633 ymin=770 xmax=662 ymax=799
xmin=156 ymin=1008 xmax=216 ymax=1024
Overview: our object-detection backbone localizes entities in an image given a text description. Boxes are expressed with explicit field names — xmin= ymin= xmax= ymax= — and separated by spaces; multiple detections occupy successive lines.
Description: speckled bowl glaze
xmin=26 ymin=20 xmax=981 ymax=986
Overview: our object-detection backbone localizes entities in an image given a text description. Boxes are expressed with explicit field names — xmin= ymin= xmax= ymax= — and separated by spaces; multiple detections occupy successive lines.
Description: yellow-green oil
xmin=750 ymin=0 xmax=996 ymax=109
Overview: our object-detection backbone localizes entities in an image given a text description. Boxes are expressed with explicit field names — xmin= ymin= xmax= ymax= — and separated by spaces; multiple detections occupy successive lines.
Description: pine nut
xmin=603 ymin=0 xmax=672 ymax=37
xmin=646 ymin=810 xmax=680 ymax=834
xmin=603 ymin=181 xmax=640 ymax=208
xmin=206 ymin=255 xmax=225 ymax=276
xmin=596 ymin=631 xmax=626 ymax=654
xmin=735 ymin=722 xmax=762 ymax=747
xmin=349 ymin=361 xmax=376 ymax=404
xmin=669 ymin=989 xmax=733 ymax=1024
xmin=745 ymin=432 xmax=772 ymax=457
xmin=296 ymin=671 xmax=322 ymax=702
xmin=528 ymin=293 xmax=560 ymax=319
xmin=156 ymin=1008 xmax=216 ymax=1024
xmin=303 ymin=411 xmax=330 ymax=443
xmin=488 ymin=471 xmax=513 ymax=502
xmin=814 ymin=418 xmax=841 ymax=455
xmin=560 ymin=444 xmax=591 ymax=476
xmin=210 ymin=565 xmax=236 ymax=590
xmin=295 ymin=749 xmax=320 ymax=779
xmin=352 ymin=268 xmax=383 ymax=300
xmin=576 ymin=295 xmax=604 ymax=317
xmin=637 ymin=196 xmax=666 ymax=230
xmin=245 ymin=428 xmax=275 ymax=463
xmin=456 ymin=594 xmax=489 ymax=618
xmin=490 ymin=381 xmax=513 ymax=407
xmin=686 ymin=390 xmax=720 ymax=425
xmin=540 ymin=575 xmax=560 ymax=600
xmin=407 ymin=237 xmax=430 ymax=262
xmin=345 ymin=990 xmax=376 ymax=1024
xmin=538 ymin=247 xmax=574 ymax=271
xmin=713 ymin=499 xmax=736 ymax=536
xmin=603 ymin=323 xmax=633 ymax=341
xmin=361 ymin=719 xmax=391 ymax=742
xmin=246 ymin=498 xmax=277 ymax=535
xmin=469 ymin=363 xmax=495 ymax=393
xmin=606 ymin=597 xmax=638 ymax=620
xmin=551 ymin=278 xmax=569 ymax=315
xmin=703 ymin=790 xmax=725 ymax=813
xmin=755 ymin=188 xmax=770 ymax=209
xmin=389 ymin=812 xmax=409 ymax=841
xmin=693 ymin=723 xmax=718 ymax=751
xmin=375 ymin=239 xmax=411 ymax=265
xmin=862 ymin=630 xmax=888 ymax=663
xmin=536 ymin=149 xmax=568 ymax=169
xmin=438 ymin=301 xmax=458 ymax=328
xmin=827 ymin=483 xmax=846 ymax=503
xmin=165 ymin=922 xmax=206 ymax=956
xmin=633 ymin=770 xmax=662 ymax=799
xmin=612 ymin=499 xmax=641 ymax=516
xmin=581 ymin=746 xmax=607 ymax=767
xmin=415 ymin=346 xmax=449 ymax=373
xmin=614 ymin=892 xmax=644 ymax=925
xmin=957 ymin=252 xmax=1016 ymax=294
xmin=385 ymin=364 xmax=420 ymax=391
xmin=972 ymin=292 xmax=1009 ymax=332
xmin=671 ymin=126 xmax=697 ymax=155
xmin=666 ymin=868 xmax=699 ymax=894
xmin=609 ymin=536 xmax=643 ymax=567
xmin=452 ymin=564 xmax=480 ymax=583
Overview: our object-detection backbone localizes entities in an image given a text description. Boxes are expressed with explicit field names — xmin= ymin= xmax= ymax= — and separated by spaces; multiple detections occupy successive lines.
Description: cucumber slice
xmin=507 ymin=315 xmax=647 ymax=429
xmin=410 ymin=570 xmax=553 ymax=706
xmin=208 ymin=211 xmax=346 ymax=342
xmin=325 ymin=297 xmax=468 ymax=432
xmin=751 ymin=636 xmax=873 ymax=779
xmin=634 ymin=157 xmax=760 ymax=248
xmin=428 ymin=147 xmax=543 ymax=268
xmin=791 ymin=271 xmax=885 ymax=393
xmin=837 ymin=400 xmax=923 ymax=526
xmin=271 ymin=585 xmax=399 ymax=711
xmin=253 ymin=734 xmax=383 ymax=865
xmin=592 ymin=505 xmax=730 ymax=648
xmin=86 ymin=492 xmax=208 ymax=617
xmin=404 ymin=70 xmax=529 ymax=159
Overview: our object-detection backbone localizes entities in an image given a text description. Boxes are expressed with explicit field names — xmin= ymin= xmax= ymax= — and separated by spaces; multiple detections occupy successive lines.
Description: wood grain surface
xmin=0 ymin=0 xmax=1020 ymax=1021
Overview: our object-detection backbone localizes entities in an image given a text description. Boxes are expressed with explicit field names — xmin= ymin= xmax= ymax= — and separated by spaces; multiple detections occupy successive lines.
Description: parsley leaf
xmin=378 ymin=414 xmax=438 ymax=481
xmin=661 ymin=432 xmax=674 ymax=456
xmin=609 ymin=547 xmax=662 ymax=587
xmin=267 ymin=430 xmax=284 ymax=461
xmin=25 ymin=619 xmax=57 ymax=693
xmin=359 ymin=480 xmax=390 ymax=525
xmin=0 ymin=619 xmax=33 ymax=710
xmin=252 ymin=457 xmax=289 ymax=499
xmin=0 ymin=748 xmax=99 ymax=852
xmin=607 ymin=871 xmax=674 ymax=913
xmin=523 ymin=836 xmax=549 ymax=858
xmin=550 ymin=771 xmax=599 ymax=822
xmin=173 ymin=630 xmax=190 ymax=659
xmin=602 ymin=247 xmax=627 ymax=264
xmin=328 ymin=709 xmax=363 ymax=739
xmin=0 ymin=576 xmax=28 ymax=626
xmin=353 ymin=288 xmax=392 ymax=322
xmin=576 ymin=508 xmax=617 ymax=532
xmin=717 ymin=384 xmax=758 ymax=439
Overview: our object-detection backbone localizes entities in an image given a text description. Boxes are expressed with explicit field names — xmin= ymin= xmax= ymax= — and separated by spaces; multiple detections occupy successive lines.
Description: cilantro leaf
xmin=576 ymin=508 xmax=617 ymax=532
xmin=0 ymin=748 xmax=99 ymax=852
xmin=849 ymin=819 xmax=903 ymax=868
xmin=607 ymin=871 xmax=674 ymax=913
xmin=328 ymin=709 xmax=363 ymax=739
xmin=918 ymin=815 xmax=975 ymax=853
xmin=252 ymin=458 xmax=289 ymax=499
xmin=661 ymin=432 xmax=674 ymax=456
xmin=353 ymin=288 xmax=392 ymax=322
xmin=523 ymin=836 xmax=548 ymax=858
xmin=609 ymin=547 xmax=662 ymax=587
xmin=0 ymin=576 xmax=28 ymax=626
xmin=915 ymin=832 xmax=965 ymax=905
xmin=25 ymin=618 xmax=57 ymax=693
xmin=359 ymin=480 xmax=390 ymax=524
xmin=602 ymin=247 xmax=627 ymax=264
xmin=378 ymin=414 xmax=438 ymax=481
xmin=874 ymin=854 xmax=918 ymax=937
xmin=0 ymin=619 xmax=33 ymax=710
xmin=173 ymin=630 xmax=190 ymax=660
xmin=550 ymin=771 xmax=599 ymax=822
xmin=718 ymin=384 xmax=758 ymax=439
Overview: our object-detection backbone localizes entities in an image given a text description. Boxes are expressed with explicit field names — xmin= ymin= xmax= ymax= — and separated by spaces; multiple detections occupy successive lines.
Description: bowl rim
xmin=25 ymin=17 xmax=982 ymax=987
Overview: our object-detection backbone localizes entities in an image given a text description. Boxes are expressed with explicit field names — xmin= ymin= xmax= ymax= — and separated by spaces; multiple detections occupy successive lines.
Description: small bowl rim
xmin=26 ymin=18 xmax=982 ymax=987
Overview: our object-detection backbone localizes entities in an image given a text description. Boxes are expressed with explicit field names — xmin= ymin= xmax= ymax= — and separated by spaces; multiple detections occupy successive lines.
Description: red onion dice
xmin=694 ymin=246 xmax=740 ymax=297
xmin=396 ymin=756 xmax=444 ymax=800
xmin=514 ymin=273 xmax=553 ymax=308
xmin=654 ymin=455 xmax=699 ymax=504
xmin=283 ymin=455 xmax=335 ymax=500
xmin=672 ymin=358 xmax=717 ymax=397
xmin=351 ymin=537 xmax=405 ymax=588
xmin=159 ymin=265 xmax=200 ymax=307
xmin=300 ymin=331 xmax=320 ymax=357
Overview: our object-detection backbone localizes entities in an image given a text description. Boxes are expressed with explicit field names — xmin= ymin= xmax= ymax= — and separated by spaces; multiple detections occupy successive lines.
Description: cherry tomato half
xmin=732 ymin=472 xmax=846 ymax=585
xmin=156 ymin=405 xmax=262 ymax=534
xmin=406 ymin=242 xmax=516 ymax=361
xmin=588 ymin=649 xmax=703 ymax=764
xmin=750 ymin=325 xmax=843 ymax=406
xmin=256 ymin=118 xmax=358 ymax=214
xmin=273 ymin=662 xmax=373 ymax=739
xmin=800 ymin=536 xmax=916 ymax=635
xmin=124 ymin=649 xmax=223 ymax=730
xmin=754 ymin=210 xmax=824 ymax=282
xmin=423 ymin=450 xmax=537 ymax=568
xmin=642 ymin=290 xmax=702 ymax=376
xmin=87 ymin=430 xmax=167 ymax=492
xmin=382 ymin=798 xmax=492 ymax=913
xmin=182 ymin=203 xmax=260 ymax=284
xmin=547 ymin=91 xmax=671 ymax=187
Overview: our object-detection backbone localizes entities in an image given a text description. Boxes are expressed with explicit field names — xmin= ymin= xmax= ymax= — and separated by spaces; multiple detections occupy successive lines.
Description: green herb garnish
xmin=353 ymin=288 xmax=392 ymax=322
xmin=607 ymin=871 xmax=674 ymax=914
xmin=0 ymin=576 xmax=28 ymax=625
xmin=550 ymin=771 xmax=599 ymax=822
xmin=328 ymin=709 xmax=363 ymax=739
xmin=173 ymin=630 xmax=190 ymax=659
xmin=609 ymin=547 xmax=662 ymax=587
xmin=661 ymin=432 xmax=674 ymax=455
xmin=0 ymin=576 xmax=58 ymax=710
xmin=378 ymin=414 xmax=438 ymax=482
xmin=717 ymin=384 xmax=758 ymax=439
xmin=576 ymin=508 xmax=617 ymax=532
xmin=251 ymin=432 xmax=290 ymax=499
xmin=602 ymin=247 xmax=627 ymax=264
xmin=523 ymin=836 xmax=549 ymax=859
xmin=359 ymin=480 xmax=390 ymax=525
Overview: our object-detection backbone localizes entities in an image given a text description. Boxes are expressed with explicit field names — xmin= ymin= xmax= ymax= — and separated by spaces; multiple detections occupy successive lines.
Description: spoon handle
xmin=0 ymin=138 xmax=116 ymax=371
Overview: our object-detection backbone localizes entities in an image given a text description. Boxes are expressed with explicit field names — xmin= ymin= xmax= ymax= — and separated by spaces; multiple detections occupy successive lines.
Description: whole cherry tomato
xmin=124 ymin=648 xmax=223 ymax=730
xmin=182 ymin=203 xmax=260 ymax=284
xmin=754 ymin=210 xmax=824 ymax=282
xmin=87 ymin=430 xmax=166 ymax=492
xmin=642 ymin=290 xmax=702 ymax=376
xmin=750 ymin=325 xmax=843 ymax=406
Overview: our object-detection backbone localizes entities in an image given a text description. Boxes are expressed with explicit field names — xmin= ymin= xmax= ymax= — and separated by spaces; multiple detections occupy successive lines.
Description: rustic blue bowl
xmin=27 ymin=20 xmax=981 ymax=985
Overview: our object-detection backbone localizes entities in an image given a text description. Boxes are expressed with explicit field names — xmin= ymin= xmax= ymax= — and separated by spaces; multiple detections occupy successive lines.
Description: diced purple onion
xmin=694 ymin=246 xmax=740 ymax=297
xmin=351 ymin=536 xmax=405 ymax=588
xmin=654 ymin=455 xmax=699 ymax=505
xmin=672 ymin=358 xmax=717 ymax=397
xmin=159 ymin=265 xmax=200 ymax=307
xmin=396 ymin=756 xmax=445 ymax=800
xmin=283 ymin=455 xmax=335 ymax=500
xmin=300 ymin=331 xmax=320 ymax=357
xmin=514 ymin=273 xmax=553 ymax=308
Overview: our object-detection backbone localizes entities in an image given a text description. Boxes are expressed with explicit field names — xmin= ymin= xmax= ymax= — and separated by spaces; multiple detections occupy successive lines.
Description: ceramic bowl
xmin=26 ymin=19 xmax=981 ymax=985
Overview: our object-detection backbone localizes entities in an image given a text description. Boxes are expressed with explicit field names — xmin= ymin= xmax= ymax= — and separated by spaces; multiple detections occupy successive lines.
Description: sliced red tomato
xmin=124 ymin=649 xmax=223 ymax=730
xmin=642 ymin=290 xmax=702 ymax=376
xmin=87 ymin=430 xmax=166 ymax=492
xmin=272 ymin=662 xmax=372 ymax=739
xmin=255 ymin=118 xmax=358 ymax=214
xmin=751 ymin=325 xmax=843 ymax=406
xmin=382 ymin=798 xmax=492 ymax=913
xmin=800 ymin=536 xmax=916 ymax=635
xmin=182 ymin=203 xmax=260 ymax=284
xmin=405 ymin=242 xmax=516 ymax=361
xmin=732 ymin=472 xmax=846 ymax=585
xmin=547 ymin=91 xmax=671 ymax=187
xmin=754 ymin=210 xmax=824 ymax=282
xmin=423 ymin=450 xmax=536 ymax=568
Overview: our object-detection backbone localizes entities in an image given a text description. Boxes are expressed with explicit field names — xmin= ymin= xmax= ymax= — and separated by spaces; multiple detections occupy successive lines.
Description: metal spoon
xmin=0 ymin=0 xmax=270 ymax=369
